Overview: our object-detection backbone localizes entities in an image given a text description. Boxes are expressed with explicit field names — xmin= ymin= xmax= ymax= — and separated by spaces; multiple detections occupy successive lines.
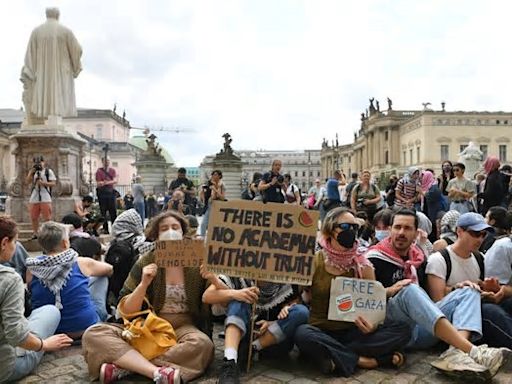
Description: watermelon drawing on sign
xmin=298 ymin=211 xmax=313 ymax=227
xmin=336 ymin=294 xmax=354 ymax=313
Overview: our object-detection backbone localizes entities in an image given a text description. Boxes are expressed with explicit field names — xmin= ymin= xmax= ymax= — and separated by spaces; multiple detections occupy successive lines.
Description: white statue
xmin=458 ymin=141 xmax=483 ymax=162
xmin=20 ymin=7 xmax=82 ymax=124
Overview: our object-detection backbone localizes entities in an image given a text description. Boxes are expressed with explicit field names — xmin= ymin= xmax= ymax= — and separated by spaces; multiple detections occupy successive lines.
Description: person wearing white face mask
xmin=371 ymin=209 xmax=394 ymax=245
xmin=82 ymin=211 xmax=215 ymax=384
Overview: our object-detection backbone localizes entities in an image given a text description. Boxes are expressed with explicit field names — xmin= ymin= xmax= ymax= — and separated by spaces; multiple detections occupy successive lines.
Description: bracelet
xmin=35 ymin=336 xmax=44 ymax=352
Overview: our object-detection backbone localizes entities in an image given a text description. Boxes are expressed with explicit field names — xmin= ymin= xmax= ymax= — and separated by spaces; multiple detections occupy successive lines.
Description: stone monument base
xmin=6 ymin=117 xmax=88 ymax=224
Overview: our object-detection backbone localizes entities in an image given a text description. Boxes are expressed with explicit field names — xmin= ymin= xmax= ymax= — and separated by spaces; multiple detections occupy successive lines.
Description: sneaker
xmin=153 ymin=366 xmax=181 ymax=384
xmin=99 ymin=363 xmax=130 ymax=384
xmin=431 ymin=348 xmax=490 ymax=382
xmin=470 ymin=344 xmax=512 ymax=377
xmin=218 ymin=358 xmax=240 ymax=384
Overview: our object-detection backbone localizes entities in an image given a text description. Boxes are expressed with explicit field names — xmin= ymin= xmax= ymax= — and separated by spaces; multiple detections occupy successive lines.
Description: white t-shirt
xmin=29 ymin=168 xmax=56 ymax=203
xmin=286 ymin=184 xmax=299 ymax=203
xmin=426 ymin=245 xmax=481 ymax=286
xmin=484 ymin=237 xmax=512 ymax=285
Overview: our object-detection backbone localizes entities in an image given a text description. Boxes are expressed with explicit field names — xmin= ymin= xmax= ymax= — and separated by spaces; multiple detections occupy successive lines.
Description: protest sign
xmin=155 ymin=239 xmax=205 ymax=268
xmin=327 ymin=277 xmax=386 ymax=325
xmin=205 ymin=200 xmax=319 ymax=285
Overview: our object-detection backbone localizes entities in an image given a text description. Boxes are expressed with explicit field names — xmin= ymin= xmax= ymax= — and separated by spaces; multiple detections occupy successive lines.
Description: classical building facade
xmin=200 ymin=149 xmax=321 ymax=192
xmin=0 ymin=108 xmax=174 ymax=195
xmin=321 ymin=100 xmax=512 ymax=185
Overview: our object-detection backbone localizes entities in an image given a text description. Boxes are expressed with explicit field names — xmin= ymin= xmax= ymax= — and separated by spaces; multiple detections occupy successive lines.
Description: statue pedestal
xmin=134 ymin=159 xmax=173 ymax=195
xmin=212 ymin=157 xmax=243 ymax=200
xmin=6 ymin=121 xmax=88 ymax=223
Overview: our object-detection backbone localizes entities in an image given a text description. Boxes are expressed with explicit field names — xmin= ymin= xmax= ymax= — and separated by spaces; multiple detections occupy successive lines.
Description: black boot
xmin=218 ymin=358 xmax=240 ymax=384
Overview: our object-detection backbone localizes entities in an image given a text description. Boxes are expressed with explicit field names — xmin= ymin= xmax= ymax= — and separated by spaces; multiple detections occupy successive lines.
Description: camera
xmin=277 ymin=175 xmax=284 ymax=184
xmin=357 ymin=198 xmax=365 ymax=208
xmin=33 ymin=156 xmax=43 ymax=172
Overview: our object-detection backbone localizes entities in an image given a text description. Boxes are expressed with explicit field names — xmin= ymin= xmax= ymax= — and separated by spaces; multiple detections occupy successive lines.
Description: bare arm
xmin=77 ymin=256 xmax=113 ymax=277
xmin=119 ymin=263 xmax=157 ymax=314
xmin=427 ymin=274 xmax=449 ymax=302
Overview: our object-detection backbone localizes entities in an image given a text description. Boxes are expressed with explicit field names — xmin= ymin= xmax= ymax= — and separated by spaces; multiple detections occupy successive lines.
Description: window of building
xmin=294 ymin=171 xmax=298 ymax=177
xmin=441 ymin=145 xmax=449 ymax=161
xmin=409 ymin=149 xmax=413 ymax=165
xmin=385 ymin=150 xmax=389 ymax=164
xmin=403 ymin=151 xmax=406 ymax=165
xmin=416 ymin=147 xmax=420 ymax=163
xmin=480 ymin=145 xmax=488 ymax=160
xmin=499 ymin=145 xmax=507 ymax=162
xmin=309 ymin=171 xmax=313 ymax=177
xmin=496 ymin=120 xmax=501 ymax=124
xmin=302 ymin=171 xmax=306 ymax=177
xmin=96 ymin=127 xmax=102 ymax=138
xmin=385 ymin=131 xmax=389 ymax=141
xmin=317 ymin=171 xmax=320 ymax=177
xmin=460 ymin=144 xmax=468 ymax=153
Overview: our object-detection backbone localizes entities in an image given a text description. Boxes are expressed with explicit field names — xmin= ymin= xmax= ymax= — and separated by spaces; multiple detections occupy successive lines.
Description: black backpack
xmin=105 ymin=238 xmax=139 ymax=302
xmin=438 ymin=248 xmax=485 ymax=281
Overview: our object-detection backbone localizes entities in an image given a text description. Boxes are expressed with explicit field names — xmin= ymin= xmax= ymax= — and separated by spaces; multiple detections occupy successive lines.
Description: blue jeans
xmin=225 ymin=300 xmax=309 ymax=344
xmin=199 ymin=205 xmax=210 ymax=236
xmin=450 ymin=201 xmax=471 ymax=214
xmin=386 ymin=285 xmax=482 ymax=349
xmin=480 ymin=298 xmax=512 ymax=348
xmin=134 ymin=200 xmax=145 ymax=223
xmin=89 ymin=276 xmax=109 ymax=321
xmin=7 ymin=305 xmax=61 ymax=382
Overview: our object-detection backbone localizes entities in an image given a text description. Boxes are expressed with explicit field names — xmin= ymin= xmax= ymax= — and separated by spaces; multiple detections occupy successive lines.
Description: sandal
xmin=376 ymin=351 xmax=406 ymax=369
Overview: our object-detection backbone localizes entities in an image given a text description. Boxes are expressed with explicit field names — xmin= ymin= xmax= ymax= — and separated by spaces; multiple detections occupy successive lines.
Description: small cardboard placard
xmin=155 ymin=239 xmax=205 ymax=268
xmin=327 ymin=277 xmax=386 ymax=325
xmin=205 ymin=200 xmax=319 ymax=285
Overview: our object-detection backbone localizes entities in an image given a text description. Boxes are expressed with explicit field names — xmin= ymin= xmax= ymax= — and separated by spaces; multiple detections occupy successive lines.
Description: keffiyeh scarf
xmin=366 ymin=237 xmax=425 ymax=283
xmin=25 ymin=248 xmax=78 ymax=309
xmin=257 ymin=282 xmax=294 ymax=311
xmin=111 ymin=208 xmax=147 ymax=253
xmin=318 ymin=236 xmax=372 ymax=278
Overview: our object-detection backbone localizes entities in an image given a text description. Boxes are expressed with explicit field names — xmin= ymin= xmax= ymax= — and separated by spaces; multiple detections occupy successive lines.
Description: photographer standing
xmin=258 ymin=159 xmax=285 ymax=203
xmin=25 ymin=156 xmax=56 ymax=239
xmin=95 ymin=158 xmax=117 ymax=234
xmin=199 ymin=170 xmax=225 ymax=237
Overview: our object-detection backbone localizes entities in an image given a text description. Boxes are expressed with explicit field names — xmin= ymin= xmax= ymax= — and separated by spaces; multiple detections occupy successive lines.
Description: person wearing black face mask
xmin=294 ymin=207 xmax=411 ymax=377
xmin=438 ymin=160 xmax=455 ymax=196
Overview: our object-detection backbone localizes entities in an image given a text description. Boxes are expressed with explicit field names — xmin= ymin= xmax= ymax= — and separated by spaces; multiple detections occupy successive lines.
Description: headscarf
xmin=318 ymin=235 xmax=373 ymax=278
xmin=366 ymin=237 xmax=425 ymax=283
xmin=439 ymin=210 xmax=460 ymax=243
xmin=111 ymin=209 xmax=147 ymax=252
xmin=25 ymin=248 xmax=78 ymax=309
xmin=484 ymin=156 xmax=500 ymax=175
xmin=403 ymin=166 xmax=420 ymax=184
xmin=421 ymin=171 xmax=436 ymax=193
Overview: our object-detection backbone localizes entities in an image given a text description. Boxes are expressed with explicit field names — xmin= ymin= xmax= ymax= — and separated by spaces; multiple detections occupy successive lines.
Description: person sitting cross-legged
xmin=26 ymin=222 xmax=112 ymax=339
xmin=294 ymin=207 xmax=411 ymax=378
xmin=202 ymin=271 xmax=309 ymax=384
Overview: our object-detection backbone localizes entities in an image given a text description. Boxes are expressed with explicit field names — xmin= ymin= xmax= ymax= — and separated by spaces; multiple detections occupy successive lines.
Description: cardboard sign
xmin=205 ymin=200 xmax=319 ymax=285
xmin=327 ymin=277 xmax=386 ymax=325
xmin=155 ymin=239 xmax=205 ymax=268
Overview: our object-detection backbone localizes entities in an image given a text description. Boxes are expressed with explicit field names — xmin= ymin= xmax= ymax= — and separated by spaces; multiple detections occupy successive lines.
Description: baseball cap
xmin=456 ymin=212 xmax=492 ymax=232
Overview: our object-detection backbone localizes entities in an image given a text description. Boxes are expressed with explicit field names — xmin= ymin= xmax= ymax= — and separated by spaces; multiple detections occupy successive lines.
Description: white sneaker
xmin=431 ymin=348 xmax=490 ymax=382
xmin=470 ymin=344 xmax=512 ymax=377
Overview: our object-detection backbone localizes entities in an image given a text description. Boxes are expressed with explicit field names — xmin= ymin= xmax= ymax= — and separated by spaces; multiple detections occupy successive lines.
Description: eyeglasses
xmin=334 ymin=223 xmax=359 ymax=232
xmin=465 ymin=229 xmax=487 ymax=238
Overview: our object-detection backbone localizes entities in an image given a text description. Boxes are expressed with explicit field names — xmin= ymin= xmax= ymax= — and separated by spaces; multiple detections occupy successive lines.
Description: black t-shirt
xmin=169 ymin=177 xmax=194 ymax=204
xmin=261 ymin=171 xmax=285 ymax=203
xmin=368 ymin=257 xmax=406 ymax=288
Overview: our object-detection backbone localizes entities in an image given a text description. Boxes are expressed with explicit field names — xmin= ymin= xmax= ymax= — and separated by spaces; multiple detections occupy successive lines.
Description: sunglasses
xmin=465 ymin=229 xmax=487 ymax=238
xmin=334 ymin=223 xmax=359 ymax=232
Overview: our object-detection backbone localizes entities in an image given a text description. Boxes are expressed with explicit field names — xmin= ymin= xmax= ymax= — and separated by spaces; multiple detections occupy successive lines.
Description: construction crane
xmin=130 ymin=125 xmax=196 ymax=136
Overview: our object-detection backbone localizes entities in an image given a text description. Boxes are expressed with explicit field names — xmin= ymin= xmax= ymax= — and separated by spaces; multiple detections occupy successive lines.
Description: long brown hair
xmin=144 ymin=210 xmax=189 ymax=241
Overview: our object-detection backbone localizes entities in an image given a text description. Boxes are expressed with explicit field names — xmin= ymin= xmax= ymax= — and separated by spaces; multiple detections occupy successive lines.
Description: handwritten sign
xmin=205 ymin=200 xmax=319 ymax=285
xmin=155 ymin=239 xmax=205 ymax=268
xmin=328 ymin=277 xmax=386 ymax=325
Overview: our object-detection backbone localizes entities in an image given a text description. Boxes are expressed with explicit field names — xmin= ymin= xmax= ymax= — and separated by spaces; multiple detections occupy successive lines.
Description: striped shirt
xmin=395 ymin=178 xmax=418 ymax=208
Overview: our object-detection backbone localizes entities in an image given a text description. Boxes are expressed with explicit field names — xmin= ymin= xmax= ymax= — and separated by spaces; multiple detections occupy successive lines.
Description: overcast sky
xmin=1 ymin=1 xmax=511 ymax=166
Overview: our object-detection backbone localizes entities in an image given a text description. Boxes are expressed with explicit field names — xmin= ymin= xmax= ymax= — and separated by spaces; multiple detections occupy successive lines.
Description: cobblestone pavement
xmin=18 ymin=323 xmax=512 ymax=384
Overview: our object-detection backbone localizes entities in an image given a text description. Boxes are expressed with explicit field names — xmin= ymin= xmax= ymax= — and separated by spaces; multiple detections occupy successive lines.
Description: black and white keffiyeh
xmin=111 ymin=208 xmax=149 ymax=253
xmin=25 ymin=248 xmax=78 ymax=309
